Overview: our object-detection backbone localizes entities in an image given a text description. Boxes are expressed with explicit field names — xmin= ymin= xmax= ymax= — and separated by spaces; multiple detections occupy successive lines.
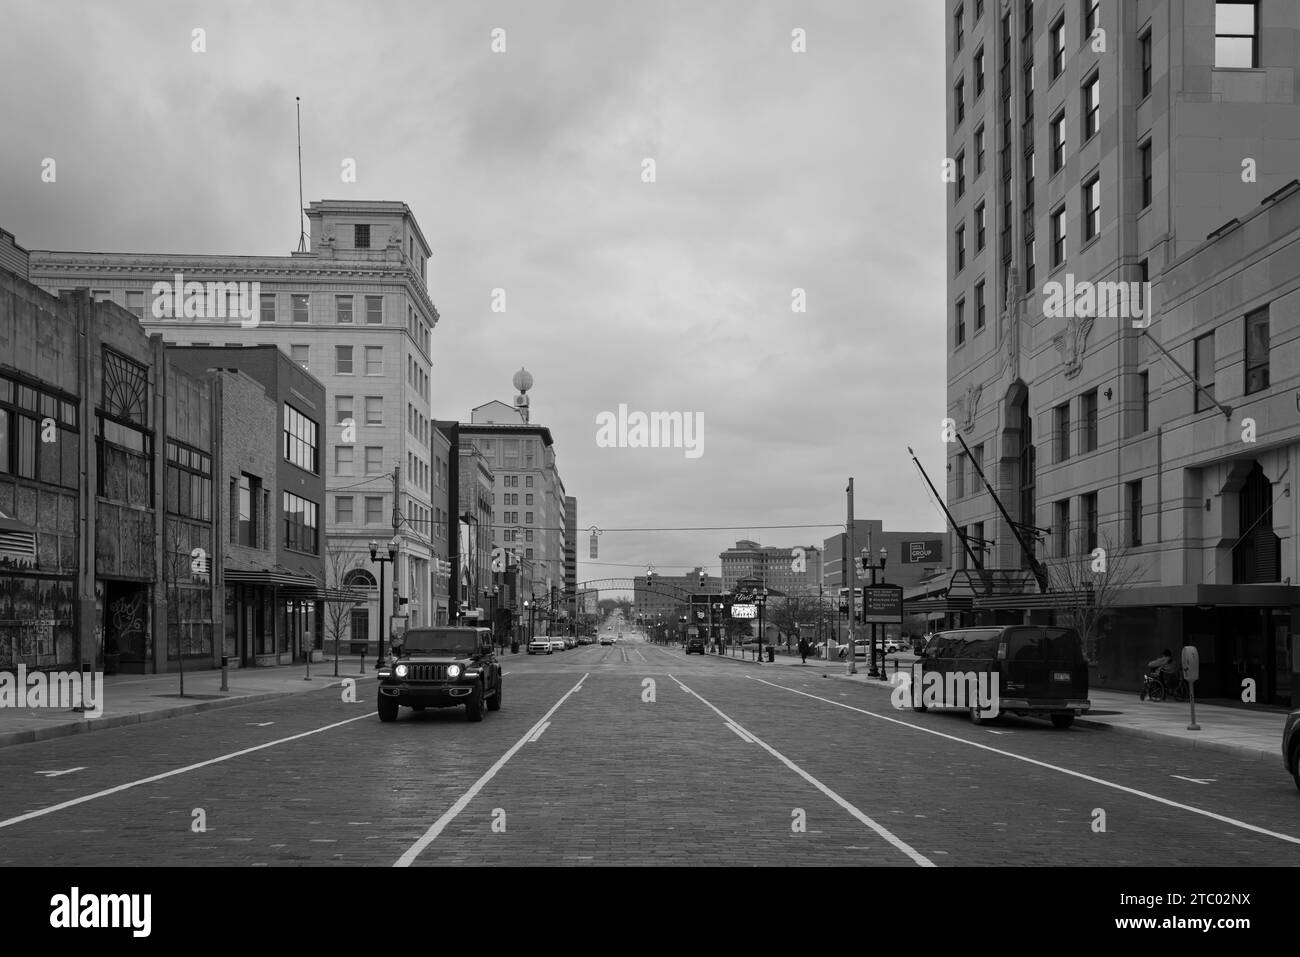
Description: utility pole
xmin=847 ymin=478 xmax=857 ymax=675
xmin=392 ymin=465 xmax=400 ymax=627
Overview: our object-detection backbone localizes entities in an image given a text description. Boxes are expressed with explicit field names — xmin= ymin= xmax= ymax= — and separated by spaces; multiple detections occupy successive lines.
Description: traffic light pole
xmin=846 ymin=478 xmax=857 ymax=675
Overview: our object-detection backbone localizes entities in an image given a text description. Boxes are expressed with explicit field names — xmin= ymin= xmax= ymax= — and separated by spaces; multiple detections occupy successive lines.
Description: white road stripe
xmin=750 ymin=676 xmax=1300 ymax=848
xmin=529 ymin=721 xmax=551 ymax=743
xmin=667 ymin=674 xmax=933 ymax=867
xmin=0 ymin=713 xmax=373 ymax=831
xmin=394 ymin=673 xmax=589 ymax=867
xmin=725 ymin=722 xmax=754 ymax=743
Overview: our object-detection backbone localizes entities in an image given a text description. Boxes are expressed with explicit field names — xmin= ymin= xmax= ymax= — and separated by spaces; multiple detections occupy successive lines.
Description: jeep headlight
xmin=394 ymin=663 xmax=409 ymax=678
xmin=447 ymin=664 xmax=461 ymax=678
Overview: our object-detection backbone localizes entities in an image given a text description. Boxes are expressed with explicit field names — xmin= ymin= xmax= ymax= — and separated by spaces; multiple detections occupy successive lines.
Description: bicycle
xmin=1139 ymin=669 xmax=1188 ymax=702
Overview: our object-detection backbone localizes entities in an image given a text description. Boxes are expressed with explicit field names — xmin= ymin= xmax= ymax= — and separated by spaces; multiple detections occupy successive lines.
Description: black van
xmin=909 ymin=625 xmax=1090 ymax=728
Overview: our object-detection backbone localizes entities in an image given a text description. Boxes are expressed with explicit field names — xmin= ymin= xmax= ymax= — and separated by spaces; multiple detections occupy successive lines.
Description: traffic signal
xmin=699 ymin=571 xmax=706 ymax=587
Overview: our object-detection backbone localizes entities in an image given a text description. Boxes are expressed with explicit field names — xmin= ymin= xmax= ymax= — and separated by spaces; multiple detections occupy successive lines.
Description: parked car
xmin=549 ymin=637 xmax=566 ymax=652
xmin=527 ymin=637 xmax=552 ymax=655
xmin=1283 ymin=707 xmax=1300 ymax=792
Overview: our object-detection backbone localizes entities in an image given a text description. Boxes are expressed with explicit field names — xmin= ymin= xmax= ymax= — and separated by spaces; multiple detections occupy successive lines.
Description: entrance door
xmin=104 ymin=581 xmax=149 ymax=663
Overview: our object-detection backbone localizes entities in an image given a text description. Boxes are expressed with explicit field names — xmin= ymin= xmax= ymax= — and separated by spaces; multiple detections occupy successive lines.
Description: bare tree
xmin=162 ymin=517 xmax=196 ymax=698
xmin=324 ymin=544 xmax=364 ymax=678
xmin=766 ymin=587 xmax=819 ymax=650
xmin=1044 ymin=527 xmax=1140 ymax=663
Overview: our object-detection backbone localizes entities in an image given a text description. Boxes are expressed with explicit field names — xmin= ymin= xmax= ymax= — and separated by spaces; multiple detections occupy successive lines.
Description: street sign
xmin=731 ymin=603 xmax=758 ymax=619
xmin=861 ymin=584 xmax=903 ymax=624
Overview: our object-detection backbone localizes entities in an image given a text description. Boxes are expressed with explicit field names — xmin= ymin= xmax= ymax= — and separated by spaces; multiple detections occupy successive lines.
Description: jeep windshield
xmin=401 ymin=629 xmax=479 ymax=655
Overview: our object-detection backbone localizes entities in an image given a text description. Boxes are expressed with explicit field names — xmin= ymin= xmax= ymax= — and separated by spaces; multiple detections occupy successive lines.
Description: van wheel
xmin=1051 ymin=713 xmax=1074 ymax=729
xmin=969 ymin=708 xmax=986 ymax=726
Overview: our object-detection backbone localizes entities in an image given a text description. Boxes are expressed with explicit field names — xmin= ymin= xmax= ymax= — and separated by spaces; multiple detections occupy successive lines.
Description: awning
xmin=903 ymin=596 xmax=974 ymax=615
xmin=225 ymin=566 xmax=323 ymax=595
xmin=974 ymin=590 xmax=1092 ymax=610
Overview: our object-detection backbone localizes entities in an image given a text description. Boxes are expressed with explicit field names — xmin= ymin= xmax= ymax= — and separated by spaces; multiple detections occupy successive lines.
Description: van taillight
xmin=996 ymin=639 xmax=1007 ymax=660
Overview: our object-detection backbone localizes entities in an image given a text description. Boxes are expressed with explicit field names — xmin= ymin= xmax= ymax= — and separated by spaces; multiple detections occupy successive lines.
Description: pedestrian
xmin=798 ymin=637 xmax=808 ymax=664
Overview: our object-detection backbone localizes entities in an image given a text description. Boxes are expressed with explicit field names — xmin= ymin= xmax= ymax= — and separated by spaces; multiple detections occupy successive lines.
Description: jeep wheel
xmin=487 ymin=677 xmax=503 ymax=711
xmin=465 ymin=686 xmax=484 ymax=722
xmin=377 ymin=695 xmax=398 ymax=722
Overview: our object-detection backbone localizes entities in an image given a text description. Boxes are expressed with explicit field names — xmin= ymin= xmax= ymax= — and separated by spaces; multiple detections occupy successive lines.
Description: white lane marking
xmin=750 ymin=676 xmax=1300 ymax=848
xmin=725 ymin=722 xmax=754 ymax=743
xmin=35 ymin=768 xmax=85 ymax=777
xmin=529 ymin=721 xmax=552 ymax=743
xmin=634 ymin=649 xmax=647 ymax=663
xmin=0 ymin=713 xmax=372 ymax=831
xmin=247 ymin=722 xmax=274 ymax=727
xmin=985 ymin=729 xmax=1008 ymax=735
xmin=395 ymin=673 xmax=589 ymax=867
xmin=1171 ymin=776 xmax=1217 ymax=785
xmin=667 ymin=674 xmax=933 ymax=867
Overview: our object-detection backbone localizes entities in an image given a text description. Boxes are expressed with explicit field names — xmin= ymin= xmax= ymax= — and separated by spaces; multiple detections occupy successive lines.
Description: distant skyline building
xmin=719 ymin=540 xmax=822 ymax=594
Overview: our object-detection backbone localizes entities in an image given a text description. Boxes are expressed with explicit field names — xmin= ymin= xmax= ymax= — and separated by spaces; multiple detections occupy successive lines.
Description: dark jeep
xmin=376 ymin=626 xmax=502 ymax=723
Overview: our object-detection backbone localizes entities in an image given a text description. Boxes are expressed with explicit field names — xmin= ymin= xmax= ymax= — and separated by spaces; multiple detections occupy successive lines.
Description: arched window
xmin=343 ymin=568 xmax=376 ymax=591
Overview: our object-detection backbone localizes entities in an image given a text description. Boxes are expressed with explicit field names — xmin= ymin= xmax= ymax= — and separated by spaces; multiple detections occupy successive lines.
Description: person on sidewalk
xmin=1148 ymin=649 xmax=1178 ymax=693
xmin=798 ymin=638 xmax=809 ymax=664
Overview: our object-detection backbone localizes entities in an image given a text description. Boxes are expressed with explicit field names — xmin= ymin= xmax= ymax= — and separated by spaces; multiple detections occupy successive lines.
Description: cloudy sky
xmin=1 ymin=0 xmax=948 ymax=589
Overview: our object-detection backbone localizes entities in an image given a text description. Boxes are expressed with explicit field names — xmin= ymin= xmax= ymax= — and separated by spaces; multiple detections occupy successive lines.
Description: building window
xmin=1083 ymin=174 xmax=1100 ymax=241
xmin=354 ymin=224 xmax=370 ymax=249
xmin=336 ymin=345 xmax=353 ymax=375
xmin=365 ymin=446 xmax=383 ymax=474
xmin=954 ymin=77 xmax=965 ymax=127
xmin=1051 ymin=205 xmax=1066 ymax=267
xmin=1139 ymin=370 xmax=1150 ymax=432
xmin=365 ymin=496 xmax=383 ymax=524
xmin=526 ymin=548 xmax=534 ymax=560
xmin=1082 ymin=72 xmax=1100 ymax=141
xmin=124 ymin=291 xmax=144 ymax=320
xmin=1137 ymin=258 xmax=1149 ymax=315
xmin=164 ymin=440 xmax=212 ymax=522
xmin=955 ymin=298 xmax=967 ymax=346
xmin=260 ymin=293 xmax=276 ymax=325
xmin=975 ymin=202 xmax=986 ymax=250
xmin=1082 ymin=492 xmax=1098 ymax=552
xmin=336 ymin=295 xmax=353 ymax=323
xmin=1140 ymin=141 xmax=1152 ymax=208
xmin=975 ymin=124 xmax=986 ymax=175
xmin=1139 ymin=29 xmax=1153 ymax=97
xmin=954 ymin=453 xmax=966 ymax=499
xmin=1050 ymin=16 xmax=1065 ymax=79
xmin=365 ymin=296 xmax=383 ymax=324
xmin=956 ymin=224 xmax=966 ymax=272
xmin=974 ymin=280 xmax=986 ymax=332
xmin=291 ymin=294 xmax=309 ymax=323
xmin=336 ymin=445 xmax=353 ymax=475
xmin=1215 ymin=1 xmax=1258 ymax=68
xmin=1244 ymin=305 xmax=1270 ymax=395
xmin=525 ymin=475 xmax=533 ymax=488
xmin=238 ymin=473 xmax=260 ymax=547
xmin=1128 ymin=480 xmax=1143 ymax=546
xmin=1084 ymin=0 xmax=1100 ymax=41
xmin=525 ymin=511 xmax=533 ymax=524
xmin=975 ymin=45 xmax=985 ymax=96
xmin=283 ymin=404 xmax=319 ymax=474
xmin=1054 ymin=499 xmax=1070 ymax=557
xmin=1024 ymin=234 xmax=1035 ymax=288
xmin=336 ymin=496 xmax=354 ymax=523
xmin=283 ymin=491 xmax=319 ymax=554
xmin=1081 ymin=389 xmax=1098 ymax=452
xmin=365 ymin=346 xmax=383 ymax=375
xmin=954 ymin=4 xmax=964 ymax=52
xmin=1054 ymin=402 xmax=1071 ymax=462
xmin=956 ymin=151 xmax=966 ymax=199
xmin=971 ymin=442 xmax=983 ymax=481
xmin=1194 ymin=332 xmax=1216 ymax=412
xmin=365 ymin=396 xmax=383 ymax=426
xmin=1050 ymin=110 xmax=1066 ymax=173
xmin=290 ymin=344 xmax=309 ymax=369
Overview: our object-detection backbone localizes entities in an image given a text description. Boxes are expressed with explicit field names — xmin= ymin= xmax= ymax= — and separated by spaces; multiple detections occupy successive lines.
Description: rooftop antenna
xmin=296 ymin=96 xmax=306 ymax=252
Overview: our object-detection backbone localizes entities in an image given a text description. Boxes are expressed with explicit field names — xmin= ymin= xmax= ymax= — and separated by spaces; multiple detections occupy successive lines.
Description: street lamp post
xmin=369 ymin=537 xmax=398 ymax=672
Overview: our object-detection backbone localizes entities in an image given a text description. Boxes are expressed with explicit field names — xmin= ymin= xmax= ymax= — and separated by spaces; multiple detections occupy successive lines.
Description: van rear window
xmin=1007 ymin=627 xmax=1083 ymax=661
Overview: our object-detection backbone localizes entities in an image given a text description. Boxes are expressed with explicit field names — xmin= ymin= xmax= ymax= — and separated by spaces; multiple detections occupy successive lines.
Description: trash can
xmin=766 ymin=646 xmax=775 ymax=663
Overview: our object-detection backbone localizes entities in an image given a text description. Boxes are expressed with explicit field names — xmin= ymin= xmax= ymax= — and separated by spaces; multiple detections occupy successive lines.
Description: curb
xmin=0 ymin=676 xmax=367 ymax=751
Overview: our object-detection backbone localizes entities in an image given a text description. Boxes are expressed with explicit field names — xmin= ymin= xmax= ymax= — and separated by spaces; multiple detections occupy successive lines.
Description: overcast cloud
xmin=0 ymin=0 xmax=948 ymax=590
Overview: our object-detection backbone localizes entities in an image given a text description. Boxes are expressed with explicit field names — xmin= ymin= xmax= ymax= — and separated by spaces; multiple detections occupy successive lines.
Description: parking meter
xmin=1181 ymin=645 xmax=1199 ymax=682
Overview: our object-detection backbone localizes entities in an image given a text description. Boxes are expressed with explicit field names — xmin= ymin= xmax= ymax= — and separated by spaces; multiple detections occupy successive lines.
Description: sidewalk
xmin=703 ymin=648 xmax=1287 ymax=762
xmin=0 ymin=659 xmax=374 ymax=749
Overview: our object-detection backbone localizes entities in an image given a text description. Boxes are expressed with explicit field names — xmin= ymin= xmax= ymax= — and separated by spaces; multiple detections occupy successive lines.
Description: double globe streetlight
xmin=369 ymin=537 xmax=399 ymax=670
